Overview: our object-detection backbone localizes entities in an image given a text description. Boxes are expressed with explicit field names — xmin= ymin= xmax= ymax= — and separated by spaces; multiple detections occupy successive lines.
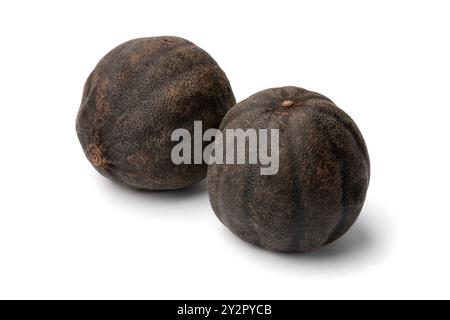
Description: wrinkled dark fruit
xmin=207 ymin=87 xmax=370 ymax=252
xmin=76 ymin=36 xmax=235 ymax=190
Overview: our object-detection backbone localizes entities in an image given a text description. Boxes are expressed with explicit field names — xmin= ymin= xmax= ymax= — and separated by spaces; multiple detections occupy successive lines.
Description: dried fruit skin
xmin=76 ymin=37 xmax=235 ymax=190
xmin=207 ymin=87 xmax=370 ymax=252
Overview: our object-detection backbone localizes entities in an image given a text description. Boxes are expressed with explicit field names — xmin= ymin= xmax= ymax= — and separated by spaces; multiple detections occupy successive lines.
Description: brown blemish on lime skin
xmin=281 ymin=100 xmax=295 ymax=107
xmin=88 ymin=145 xmax=106 ymax=168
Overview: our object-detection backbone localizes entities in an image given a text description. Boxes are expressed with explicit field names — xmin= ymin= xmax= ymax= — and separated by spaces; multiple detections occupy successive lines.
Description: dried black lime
xmin=76 ymin=36 xmax=235 ymax=190
xmin=207 ymin=87 xmax=370 ymax=252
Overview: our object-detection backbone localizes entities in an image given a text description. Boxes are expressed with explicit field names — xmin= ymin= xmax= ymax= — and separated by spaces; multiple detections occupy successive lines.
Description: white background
xmin=0 ymin=0 xmax=449 ymax=299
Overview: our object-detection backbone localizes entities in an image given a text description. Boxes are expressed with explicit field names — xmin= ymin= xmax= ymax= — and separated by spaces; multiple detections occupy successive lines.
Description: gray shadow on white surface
xmin=220 ymin=203 xmax=392 ymax=274
xmin=297 ymin=216 xmax=375 ymax=260
xmin=95 ymin=171 xmax=391 ymax=273
xmin=95 ymin=175 xmax=209 ymax=217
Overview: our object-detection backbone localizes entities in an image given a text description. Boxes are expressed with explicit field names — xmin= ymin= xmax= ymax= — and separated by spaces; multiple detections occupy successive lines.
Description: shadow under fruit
xmin=207 ymin=86 xmax=370 ymax=252
xmin=76 ymin=36 xmax=235 ymax=190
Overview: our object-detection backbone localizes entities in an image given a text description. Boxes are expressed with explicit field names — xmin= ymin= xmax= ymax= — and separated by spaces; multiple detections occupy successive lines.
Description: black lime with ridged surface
xmin=207 ymin=86 xmax=370 ymax=252
xmin=76 ymin=36 xmax=235 ymax=190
